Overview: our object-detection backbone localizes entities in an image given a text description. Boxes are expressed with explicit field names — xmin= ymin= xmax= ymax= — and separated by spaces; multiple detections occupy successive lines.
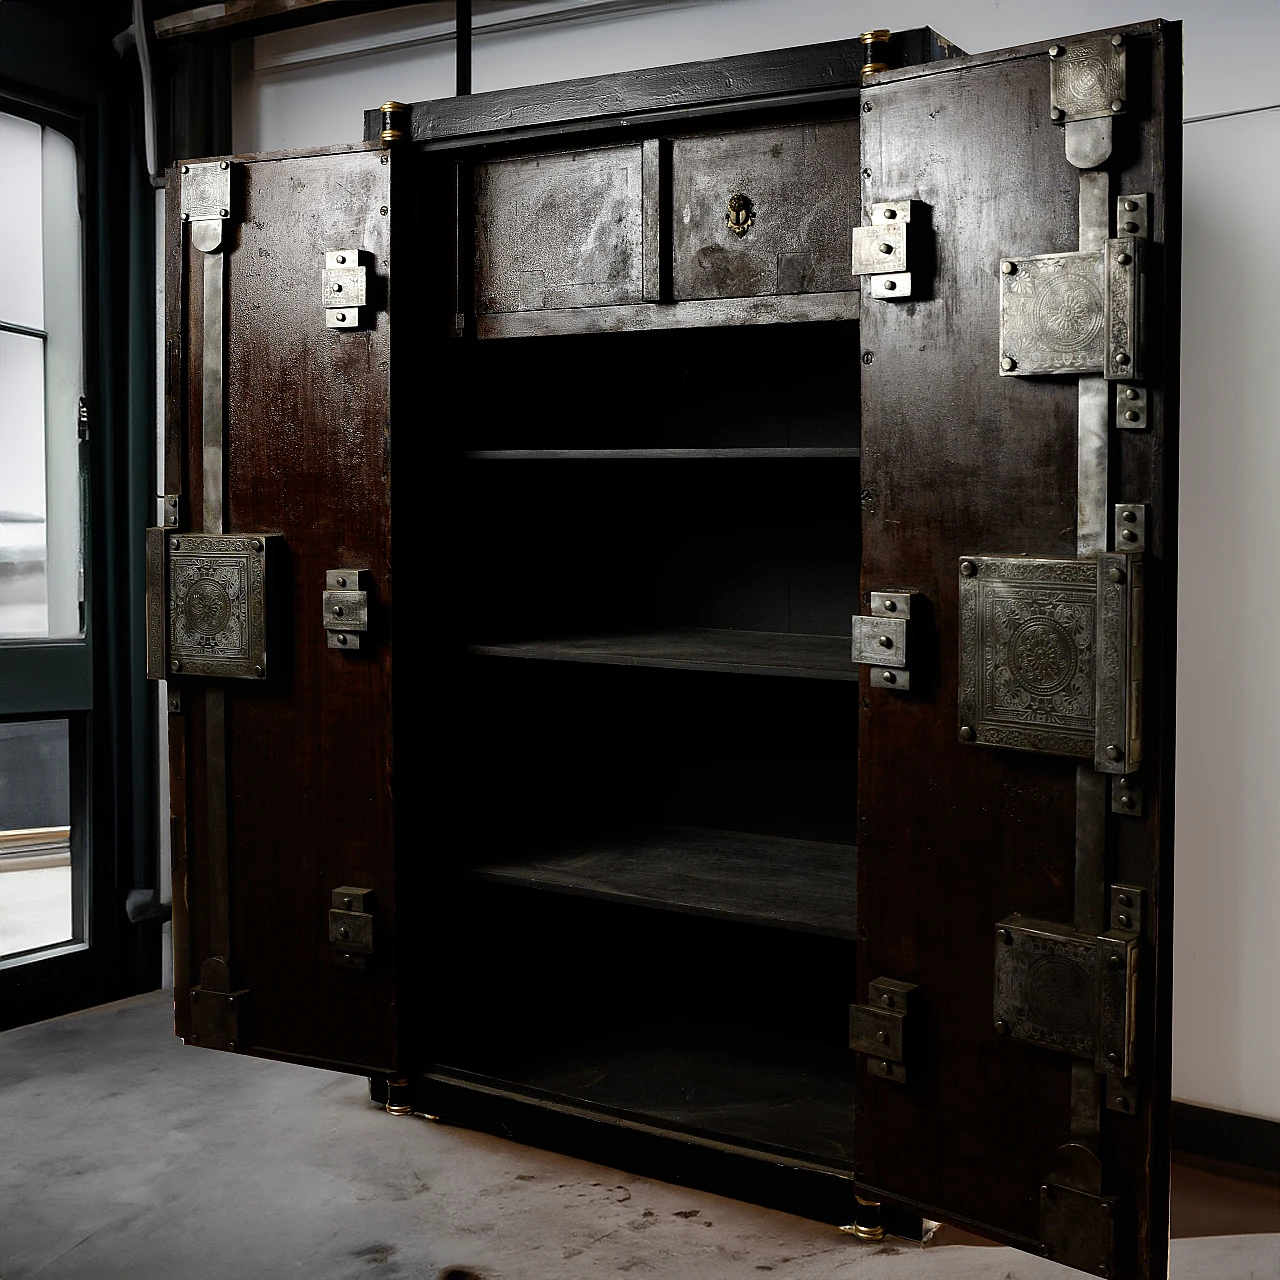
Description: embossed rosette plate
xmin=959 ymin=556 xmax=1097 ymax=757
xmin=168 ymin=534 xmax=270 ymax=679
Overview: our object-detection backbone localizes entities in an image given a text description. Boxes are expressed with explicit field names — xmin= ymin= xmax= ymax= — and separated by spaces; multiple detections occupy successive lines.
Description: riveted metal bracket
xmin=993 ymin=885 xmax=1142 ymax=1080
xmin=187 ymin=958 xmax=250 ymax=1052
xmin=145 ymin=532 xmax=278 ymax=680
xmin=180 ymin=160 xmax=233 ymax=226
xmin=324 ymin=250 xmax=368 ymax=329
xmin=850 ymin=977 xmax=916 ymax=1084
xmin=852 ymin=202 xmax=919 ymax=299
xmin=330 ymin=885 xmax=374 ymax=968
xmin=324 ymin=568 xmax=369 ymax=649
xmin=957 ymin=555 xmax=1142 ymax=774
xmin=1041 ymin=1180 xmax=1116 ymax=1276
xmin=853 ymin=592 xmax=916 ymax=689
xmin=998 ymin=238 xmax=1143 ymax=379
xmin=1049 ymin=36 xmax=1127 ymax=125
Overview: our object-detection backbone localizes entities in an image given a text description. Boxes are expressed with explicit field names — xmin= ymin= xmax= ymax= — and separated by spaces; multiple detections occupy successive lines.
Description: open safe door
xmin=148 ymin=145 xmax=407 ymax=1077
xmin=852 ymin=21 xmax=1179 ymax=1279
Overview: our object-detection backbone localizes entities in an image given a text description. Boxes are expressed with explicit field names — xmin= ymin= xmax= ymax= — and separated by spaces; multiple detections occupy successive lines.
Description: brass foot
xmin=385 ymin=1077 xmax=413 ymax=1116
xmin=840 ymin=1196 xmax=885 ymax=1241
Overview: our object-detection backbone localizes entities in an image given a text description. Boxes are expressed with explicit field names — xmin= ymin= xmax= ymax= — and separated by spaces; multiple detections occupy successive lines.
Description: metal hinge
xmin=330 ymin=886 xmax=374 ymax=968
xmin=187 ymin=957 xmax=250 ymax=1052
xmin=852 ymin=202 xmax=922 ymax=300
xmin=145 ymin=530 xmax=278 ymax=681
xmin=324 ymin=250 xmax=368 ymax=329
xmin=323 ymin=569 xmax=369 ymax=649
xmin=852 ymin=591 xmax=915 ymax=689
xmin=993 ymin=885 xmax=1142 ymax=1080
xmin=849 ymin=977 xmax=917 ymax=1083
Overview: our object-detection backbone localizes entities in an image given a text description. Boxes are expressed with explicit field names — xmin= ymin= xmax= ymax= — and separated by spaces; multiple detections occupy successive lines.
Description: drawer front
xmin=671 ymin=120 xmax=859 ymax=302
xmin=475 ymin=144 xmax=644 ymax=315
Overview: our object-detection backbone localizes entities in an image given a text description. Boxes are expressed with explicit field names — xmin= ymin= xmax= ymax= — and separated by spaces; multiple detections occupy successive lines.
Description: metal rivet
xmin=881 ymin=671 xmax=895 ymax=684
xmin=1111 ymin=99 xmax=1125 ymax=113
xmin=171 ymin=659 xmax=182 ymax=672
xmin=877 ymin=1031 xmax=888 ymax=1044
xmin=959 ymin=725 xmax=974 ymax=741
xmin=343 ymin=897 xmax=353 ymax=908
xmin=1114 ymin=351 xmax=1130 ymax=366
xmin=333 ymin=605 xmax=345 ymax=617
xmin=862 ymin=167 xmax=873 ymax=178
xmin=882 ymin=207 xmax=897 ymax=220
xmin=335 ymin=313 xmax=346 ymax=322
xmin=335 ymin=254 xmax=346 ymax=264
xmin=380 ymin=205 xmax=389 ymax=215
xmin=1106 ymin=744 xmax=1123 ymax=761
xmin=862 ymin=100 xmax=873 ymax=113
xmin=1107 ymin=1053 xmax=1119 ymax=1064
xmin=960 ymin=560 xmax=976 ymax=577
xmin=1118 ymin=913 xmax=1132 ymax=928
xmin=994 ymin=1020 xmax=1009 ymax=1035
xmin=229 ymin=1041 xmax=237 ymax=1051
xmin=253 ymin=664 xmax=264 ymax=677
xmin=219 ymin=208 xmax=229 ymax=218
xmin=169 ymin=699 xmax=180 ymax=712
xmin=999 ymin=928 xmax=1014 ymax=945
xmin=331 ymin=283 xmax=342 ymax=293
xmin=337 ymin=634 xmax=349 ymax=646
xmin=1121 ymin=528 xmax=1138 ymax=542
xmin=881 ymin=994 xmax=894 ymax=1008
xmin=877 ymin=241 xmax=894 ymax=255
xmin=1117 ymin=251 xmax=1132 ymax=265
xmin=1049 ymin=106 xmax=1063 ymax=121
xmin=1124 ymin=199 xmax=1138 ymax=211
xmin=1119 ymin=892 xmax=1133 ymax=906
xmin=381 ymin=154 xmax=389 ymax=165
xmin=181 ymin=212 xmax=190 ymax=222
xmin=1125 ymin=387 xmax=1139 ymax=400
xmin=1115 ymin=1096 xmax=1130 ymax=1112
xmin=170 ymin=538 xmax=180 ymax=550
xmin=1001 ymin=260 xmax=1016 ymax=274
xmin=335 ymin=576 xmax=347 ymax=587
xmin=881 ymin=599 xmax=896 ymax=612
xmin=339 ymin=927 xmax=350 ymax=940
xmin=878 ymin=635 xmax=893 ymax=649
xmin=1001 ymin=356 xmax=1016 ymax=371
xmin=1122 ymin=509 xmax=1137 ymax=522
xmin=1111 ymin=34 xmax=1124 ymax=47
xmin=251 ymin=538 xmax=263 ymax=551
xmin=1125 ymin=410 xmax=1140 ymax=422
xmin=882 ymin=279 xmax=897 ymax=291
xmin=1048 ymin=44 xmax=1061 ymax=57
xmin=219 ymin=160 xmax=229 ymax=170
xmin=1121 ymin=794 xmax=1134 ymax=808
xmin=1123 ymin=222 xmax=1139 ymax=235
xmin=862 ymin=351 xmax=874 ymax=365
xmin=168 ymin=496 xmax=178 ymax=507
xmin=181 ymin=165 xmax=190 ymax=174
xmin=1108 ymin=954 xmax=1123 ymax=969
xmin=1109 ymin=567 xmax=1126 ymax=584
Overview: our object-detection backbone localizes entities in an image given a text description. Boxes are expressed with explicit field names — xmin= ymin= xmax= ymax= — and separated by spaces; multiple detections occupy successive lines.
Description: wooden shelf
xmin=468 ymin=627 xmax=855 ymax=681
xmin=429 ymin=1020 xmax=856 ymax=1168
xmin=474 ymin=824 xmax=857 ymax=940
xmin=465 ymin=448 xmax=860 ymax=460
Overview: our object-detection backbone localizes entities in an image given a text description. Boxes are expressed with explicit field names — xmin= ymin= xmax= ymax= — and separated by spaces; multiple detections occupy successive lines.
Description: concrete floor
xmin=0 ymin=992 xmax=1275 ymax=1280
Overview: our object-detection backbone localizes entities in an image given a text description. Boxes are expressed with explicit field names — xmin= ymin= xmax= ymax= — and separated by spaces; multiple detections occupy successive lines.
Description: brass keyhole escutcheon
xmin=726 ymin=193 xmax=754 ymax=237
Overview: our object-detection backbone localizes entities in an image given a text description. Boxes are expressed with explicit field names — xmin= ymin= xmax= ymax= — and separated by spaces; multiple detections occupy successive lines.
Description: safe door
xmin=148 ymin=145 xmax=408 ymax=1075
xmin=851 ymin=20 xmax=1178 ymax=1280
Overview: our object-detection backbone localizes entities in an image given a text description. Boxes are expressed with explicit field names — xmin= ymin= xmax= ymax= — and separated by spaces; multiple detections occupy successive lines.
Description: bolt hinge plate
xmin=330 ymin=885 xmax=374 ymax=967
xmin=850 ymin=977 xmax=917 ymax=1084
xmin=853 ymin=592 xmax=917 ymax=690
xmin=852 ymin=202 xmax=921 ymax=298
xmin=324 ymin=568 xmax=369 ymax=649
xmin=324 ymin=250 xmax=368 ymax=328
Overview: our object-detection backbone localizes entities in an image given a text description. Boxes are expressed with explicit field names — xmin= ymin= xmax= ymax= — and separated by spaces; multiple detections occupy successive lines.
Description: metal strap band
xmin=202 ymin=249 xmax=225 ymax=536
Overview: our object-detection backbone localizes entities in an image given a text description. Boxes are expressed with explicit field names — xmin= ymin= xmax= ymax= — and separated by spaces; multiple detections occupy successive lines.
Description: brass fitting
xmin=379 ymin=101 xmax=408 ymax=147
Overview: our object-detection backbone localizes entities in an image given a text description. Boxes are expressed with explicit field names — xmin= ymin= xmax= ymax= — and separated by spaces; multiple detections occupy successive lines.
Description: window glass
xmin=0 ymin=113 xmax=85 ymax=639
xmin=0 ymin=719 xmax=72 ymax=958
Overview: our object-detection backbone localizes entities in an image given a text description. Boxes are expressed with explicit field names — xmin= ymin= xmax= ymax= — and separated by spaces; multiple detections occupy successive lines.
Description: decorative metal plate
xmin=853 ymin=615 xmax=906 ymax=668
xmin=852 ymin=222 xmax=906 ymax=275
xmin=959 ymin=557 xmax=1096 ymax=757
xmin=1040 ymin=1181 xmax=1116 ymax=1276
xmin=1048 ymin=36 xmax=1127 ymax=124
xmin=1103 ymin=237 xmax=1143 ymax=379
xmin=180 ymin=160 xmax=232 ymax=222
xmin=994 ymin=919 xmax=1099 ymax=1058
xmin=1095 ymin=551 xmax=1142 ymax=774
xmin=167 ymin=534 xmax=272 ymax=679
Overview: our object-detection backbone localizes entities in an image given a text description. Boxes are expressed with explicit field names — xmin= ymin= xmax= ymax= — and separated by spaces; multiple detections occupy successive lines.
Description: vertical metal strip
xmin=1072 ymin=170 xmax=1112 ymax=1153
xmin=202 ymin=249 xmax=225 ymax=536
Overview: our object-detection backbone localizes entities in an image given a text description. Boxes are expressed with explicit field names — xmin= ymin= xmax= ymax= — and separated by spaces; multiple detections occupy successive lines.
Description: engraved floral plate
xmin=167 ymin=533 xmax=272 ymax=679
xmin=959 ymin=556 xmax=1097 ymax=757
xmin=994 ymin=918 xmax=1099 ymax=1058
xmin=1048 ymin=37 xmax=1126 ymax=125
xmin=1000 ymin=250 xmax=1106 ymax=376
xmin=180 ymin=161 xmax=232 ymax=222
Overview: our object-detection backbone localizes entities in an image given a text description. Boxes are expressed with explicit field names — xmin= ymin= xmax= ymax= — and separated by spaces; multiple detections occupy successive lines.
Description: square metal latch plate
xmin=853 ymin=615 xmax=906 ymax=667
xmin=324 ymin=250 xmax=366 ymax=329
xmin=180 ymin=161 xmax=232 ymax=222
xmin=958 ymin=556 xmax=1097 ymax=757
xmin=1049 ymin=36 xmax=1127 ymax=124
xmin=167 ymin=533 xmax=274 ymax=679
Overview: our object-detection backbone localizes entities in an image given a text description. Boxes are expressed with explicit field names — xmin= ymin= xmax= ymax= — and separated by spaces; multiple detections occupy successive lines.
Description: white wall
xmin=230 ymin=0 xmax=1280 ymax=1123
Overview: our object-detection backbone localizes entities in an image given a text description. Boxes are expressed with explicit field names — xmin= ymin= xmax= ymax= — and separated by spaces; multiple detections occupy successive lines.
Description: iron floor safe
xmin=149 ymin=19 xmax=1182 ymax=1280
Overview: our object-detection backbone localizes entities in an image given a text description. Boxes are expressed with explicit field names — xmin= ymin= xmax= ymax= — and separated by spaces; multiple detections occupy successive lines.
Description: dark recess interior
xmin=435 ymin=320 xmax=862 ymax=1168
